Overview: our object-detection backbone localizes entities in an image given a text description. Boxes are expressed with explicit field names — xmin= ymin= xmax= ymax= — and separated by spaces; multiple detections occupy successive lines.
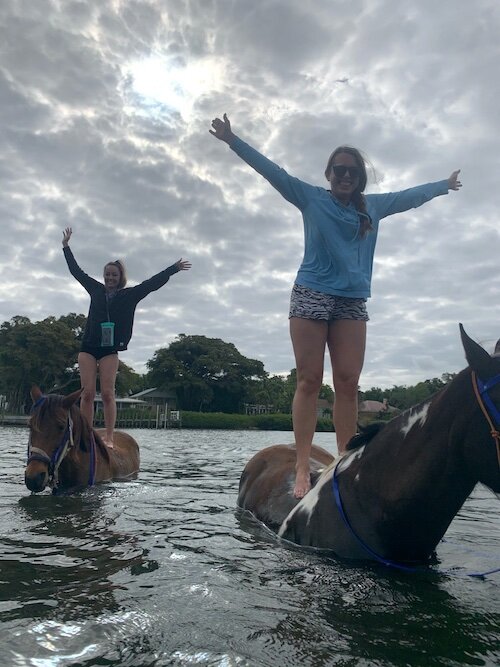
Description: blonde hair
xmin=104 ymin=260 xmax=127 ymax=288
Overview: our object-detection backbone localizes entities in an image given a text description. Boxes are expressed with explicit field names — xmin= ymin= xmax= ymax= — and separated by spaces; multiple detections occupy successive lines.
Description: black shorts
xmin=80 ymin=344 xmax=118 ymax=361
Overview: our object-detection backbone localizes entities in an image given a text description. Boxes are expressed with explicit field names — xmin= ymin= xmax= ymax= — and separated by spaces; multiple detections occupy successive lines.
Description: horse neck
xmin=73 ymin=408 xmax=110 ymax=462
xmin=351 ymin=373 xmax=479 ymax=558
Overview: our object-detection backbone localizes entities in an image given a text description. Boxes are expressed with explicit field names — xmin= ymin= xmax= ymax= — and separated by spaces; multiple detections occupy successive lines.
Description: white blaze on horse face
xmin=401 ymin=403 xmax=430 ymax=438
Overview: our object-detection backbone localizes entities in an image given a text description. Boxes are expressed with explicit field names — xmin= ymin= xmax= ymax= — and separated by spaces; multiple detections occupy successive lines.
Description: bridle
xmin=26 ymin=395 xmax=96 ymax=490
xmin=471 ymin=371 xmax=500 ymax=469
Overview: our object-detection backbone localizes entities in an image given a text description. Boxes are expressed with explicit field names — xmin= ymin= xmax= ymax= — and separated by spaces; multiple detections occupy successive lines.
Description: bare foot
xmin=102 ymin=436 xmax=114 ymax=449
xmin=293 ymin=469 xmax=311 ymax=499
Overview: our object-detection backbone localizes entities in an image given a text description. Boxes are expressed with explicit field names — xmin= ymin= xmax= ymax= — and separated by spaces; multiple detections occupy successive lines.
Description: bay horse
xmin=25 ymin=386 xmax=140 ymax=494
xmin=238 ymin=325 xmax=500 ymax=565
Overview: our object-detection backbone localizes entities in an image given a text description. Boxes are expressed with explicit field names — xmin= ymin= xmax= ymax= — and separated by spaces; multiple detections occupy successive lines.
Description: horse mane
xmin=345 ymin=421 xmax=387 ymax=451
xmin=68 ymin=400 xmax=111 ymax=461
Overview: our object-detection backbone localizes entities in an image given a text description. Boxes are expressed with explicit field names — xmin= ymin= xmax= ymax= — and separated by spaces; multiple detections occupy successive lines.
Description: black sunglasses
xmin=332 ymin=165 xmax=360 ymax=179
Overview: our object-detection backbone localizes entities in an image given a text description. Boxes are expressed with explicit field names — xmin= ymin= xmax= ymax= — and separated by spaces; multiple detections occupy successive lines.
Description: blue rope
xmin=88 ymin=431 xmax=96 ymax=487
xmin=332 ymin=463 xmax=418 ymax=573
xmin=332 ymin=463 xmax=499 ymax=579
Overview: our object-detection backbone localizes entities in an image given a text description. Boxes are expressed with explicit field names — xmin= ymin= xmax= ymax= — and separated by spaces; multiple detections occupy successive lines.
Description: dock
xmin=0 ymin=413 xmax=181 ymax=429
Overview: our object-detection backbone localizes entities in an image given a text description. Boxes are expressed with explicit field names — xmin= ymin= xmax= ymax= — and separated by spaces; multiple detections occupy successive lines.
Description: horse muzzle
xmin=25 ymin=463 xmax=50 ymax=493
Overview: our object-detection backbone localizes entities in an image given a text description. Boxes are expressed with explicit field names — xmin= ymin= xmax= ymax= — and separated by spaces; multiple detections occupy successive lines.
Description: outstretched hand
xmin=448 ymin=170 xmax=462 ymax=191
xmin=209 ymin=113 xmax=235 ymax=144
xmin=175 ymin=258 xmax=192 ymax=272
xmin=62 ymin=227 xmax=72 ymax=247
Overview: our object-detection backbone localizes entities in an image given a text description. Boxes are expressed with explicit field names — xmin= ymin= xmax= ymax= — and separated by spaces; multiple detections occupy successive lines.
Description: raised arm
xmin=209 ymin=114 xmax=313 ymax=210
xmin=130 ymin=258 xmax=191 ymax=302
xmin=61 ymin=228 xmax=101 ymax=293
xmin=368 ymin=169 xmax=462 ymax=221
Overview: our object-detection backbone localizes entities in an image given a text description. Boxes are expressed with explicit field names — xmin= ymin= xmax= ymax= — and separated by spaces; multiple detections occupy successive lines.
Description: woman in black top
xmin=62 ymin=227 xmax=191 ymax=447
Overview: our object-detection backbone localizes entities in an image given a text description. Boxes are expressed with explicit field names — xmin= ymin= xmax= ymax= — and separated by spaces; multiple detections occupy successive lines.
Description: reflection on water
xmin=0 ymin=427 xmax=498 ymax=667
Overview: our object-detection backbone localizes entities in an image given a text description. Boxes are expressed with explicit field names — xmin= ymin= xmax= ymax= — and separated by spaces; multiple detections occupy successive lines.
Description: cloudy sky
xmin=1 ymin=0 xmax=499 ymax=390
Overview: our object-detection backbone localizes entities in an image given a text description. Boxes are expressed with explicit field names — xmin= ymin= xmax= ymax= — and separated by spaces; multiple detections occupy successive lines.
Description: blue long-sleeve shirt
xmin=230 ymin=137 xmax=449 ymax=298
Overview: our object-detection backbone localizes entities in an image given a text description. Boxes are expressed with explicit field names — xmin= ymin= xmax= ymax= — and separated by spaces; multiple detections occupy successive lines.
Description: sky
xmin=0 ymin=0 xmax=499 ymax=391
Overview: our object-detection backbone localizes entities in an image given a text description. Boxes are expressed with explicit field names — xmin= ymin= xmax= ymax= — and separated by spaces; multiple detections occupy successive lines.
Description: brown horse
xmin=238 ymin=325 xmax=500 ymax=565
xmin=25 ymin=386 xmax=140 ymax=494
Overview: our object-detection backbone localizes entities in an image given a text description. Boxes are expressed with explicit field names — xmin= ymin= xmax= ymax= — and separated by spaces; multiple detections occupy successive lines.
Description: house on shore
xmin=358 ymin=398 xmax=399 ymax=423
xmin=129 ymin=387 xmax=178 ymax=411
xmin=93 ymin=395 xmax=146 ymax=411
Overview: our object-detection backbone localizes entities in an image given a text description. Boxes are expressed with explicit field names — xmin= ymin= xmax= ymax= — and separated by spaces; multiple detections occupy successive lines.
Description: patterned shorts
xmin=289 ymin=284 xmax=369 ymax=321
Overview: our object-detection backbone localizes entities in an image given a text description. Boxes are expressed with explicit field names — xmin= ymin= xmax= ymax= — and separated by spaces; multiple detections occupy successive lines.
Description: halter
xmin=27 ymin=396 xmax=96 ymax=490
xmin=471 ymin=371 xmax=500 ymax=469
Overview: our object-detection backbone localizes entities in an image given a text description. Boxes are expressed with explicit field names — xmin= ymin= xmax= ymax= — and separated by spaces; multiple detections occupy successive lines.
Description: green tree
xmin=246 ymin=368 xmax=334 ymax=414
xmin=114 ymin=361 xmax=146 ymax=397
xmin=146 ymin=334 xmax=266 ymax=412
xmin=0 ymin=315 xmax=84 ymax=412
xmin=361 ymin=374 xmax=455 ymax=411
xmin=319 ymin=382 xmax=334 ymax=403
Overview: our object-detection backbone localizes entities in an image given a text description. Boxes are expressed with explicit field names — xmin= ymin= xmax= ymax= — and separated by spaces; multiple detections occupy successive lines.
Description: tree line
xmin=0 ymin=314 xmax=455 ymax=414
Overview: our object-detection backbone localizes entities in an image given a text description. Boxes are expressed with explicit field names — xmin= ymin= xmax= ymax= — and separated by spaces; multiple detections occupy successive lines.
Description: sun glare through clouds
xmin=125 ymin=55 xmax=225 ymax=119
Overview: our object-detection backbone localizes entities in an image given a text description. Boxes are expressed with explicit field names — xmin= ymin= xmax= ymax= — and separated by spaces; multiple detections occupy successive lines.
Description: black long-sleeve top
xmin=63 ymin=246 xmax=179 ymax=351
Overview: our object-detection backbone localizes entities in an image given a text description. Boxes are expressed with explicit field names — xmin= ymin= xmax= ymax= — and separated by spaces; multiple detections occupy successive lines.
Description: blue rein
xmin=332 ymin=462 xmax=418 ymax=573
xmin=332 ymin=461 xmax=499 ymax=578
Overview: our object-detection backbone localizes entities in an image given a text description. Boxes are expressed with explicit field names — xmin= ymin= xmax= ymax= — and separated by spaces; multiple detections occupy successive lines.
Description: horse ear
xmin=31 ymin=385 xmax=43 ymax=402
xmin=62 ymin=388 xmax=84 ymax=409
xmin=459 ymin=323 xmax=497 ymax=380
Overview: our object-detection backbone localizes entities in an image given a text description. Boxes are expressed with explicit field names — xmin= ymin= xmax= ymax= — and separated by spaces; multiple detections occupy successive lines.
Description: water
xmin=0 ymin=426 xmax=499 ymax=667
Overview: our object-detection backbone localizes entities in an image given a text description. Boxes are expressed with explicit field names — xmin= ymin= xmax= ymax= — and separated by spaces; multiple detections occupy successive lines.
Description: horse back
xmin=95 ymin=429 xmax=140 ymax=479
xmin=238 ymin=444 xmax=334 ymax=529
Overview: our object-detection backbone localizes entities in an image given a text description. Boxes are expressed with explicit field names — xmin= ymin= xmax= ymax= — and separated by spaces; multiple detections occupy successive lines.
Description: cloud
xmin=0 ymin=0 xmax=499 ymax=391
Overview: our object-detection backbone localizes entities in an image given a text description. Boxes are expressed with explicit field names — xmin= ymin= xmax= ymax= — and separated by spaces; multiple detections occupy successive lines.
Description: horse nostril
xmin=25 ymin=471 xmax=48 ymax=493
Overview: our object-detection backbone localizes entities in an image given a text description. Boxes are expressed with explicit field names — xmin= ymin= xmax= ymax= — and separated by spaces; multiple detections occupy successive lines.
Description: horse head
xmin=459 ymin=324 xmax=500 ymax=494
xmin=25 ymin=385 xmax=85 ymax=493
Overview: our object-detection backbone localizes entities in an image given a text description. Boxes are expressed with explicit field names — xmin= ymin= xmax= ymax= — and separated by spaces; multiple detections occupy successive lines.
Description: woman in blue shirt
xmin=210 ymin=113 xmax=462 ymax=498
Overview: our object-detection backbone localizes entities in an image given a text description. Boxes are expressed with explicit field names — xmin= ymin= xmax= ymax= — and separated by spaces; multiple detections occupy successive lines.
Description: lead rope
xmin=471 ymin=371 xmax=500 ymax=469
xmin=88 ymin=429 xmax=97 ymax=486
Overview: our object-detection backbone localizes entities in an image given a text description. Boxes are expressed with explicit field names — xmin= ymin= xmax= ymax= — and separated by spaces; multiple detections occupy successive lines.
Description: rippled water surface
xmin=1 ymin=426 xmax=499 ymax=666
